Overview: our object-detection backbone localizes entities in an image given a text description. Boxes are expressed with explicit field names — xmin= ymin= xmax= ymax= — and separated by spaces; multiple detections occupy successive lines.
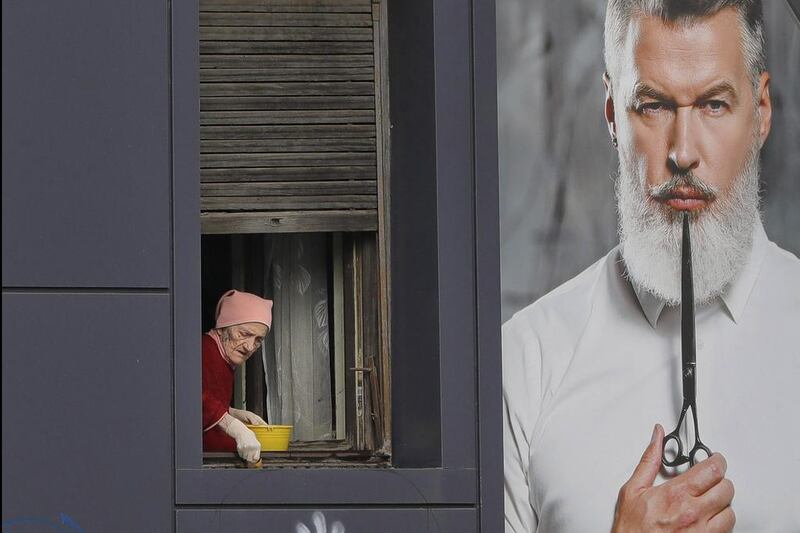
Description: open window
xmin=199 ymin=0 xmax=390 ymax=465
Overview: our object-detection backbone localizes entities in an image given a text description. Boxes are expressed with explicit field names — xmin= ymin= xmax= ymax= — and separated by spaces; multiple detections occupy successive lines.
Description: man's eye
xmin=701 ymin=100 xmax=727 ymax=114
xmin=638 ymin=102 xmax=666 ymax=114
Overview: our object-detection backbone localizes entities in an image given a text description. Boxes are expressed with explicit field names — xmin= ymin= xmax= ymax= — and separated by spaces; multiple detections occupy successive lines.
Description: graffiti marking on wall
xmin=296 ymin=511 xmax=345 ymax=533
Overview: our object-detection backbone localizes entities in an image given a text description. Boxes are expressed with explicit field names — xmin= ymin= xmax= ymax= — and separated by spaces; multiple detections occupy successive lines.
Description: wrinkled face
xmin=604 ymin=8 xmax=773 ymax=304
xmin=219 ymin=322 xmax=269 ymax=366
xmin=607 ymin=8 xmax=771 ymax=218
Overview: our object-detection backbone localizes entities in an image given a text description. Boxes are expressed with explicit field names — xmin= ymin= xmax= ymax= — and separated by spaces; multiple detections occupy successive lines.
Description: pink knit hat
xmin=215 ymin=290 xmax=273 ymax=330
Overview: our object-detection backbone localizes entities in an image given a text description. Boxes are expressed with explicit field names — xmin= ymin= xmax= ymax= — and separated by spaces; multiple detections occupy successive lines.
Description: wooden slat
xmin=201 ymin=152 xmax=376 ymax=168
xmin=200 ymin=95 xmax=374 ymax=111
xmin=201 ymin=210 xmax=378 ymax=233
xmin=200 ymin=54 xmax=372 ymax=69
xmin=200 ymin=109 xmax=374 ymax=125
xmin=201 ymin=166 xmax=376 ymax=182
xmin=201 ymin=137 xmax=376 ymax=153
xmin=202 ymin=195 xmax=377 ymax=211
xmin=202 ymin=181 xmax=377 ymax=196
xmin=201 ymin=81 xmax=373 ymax=97
xmin=372 ymin=0 xmax=392 ymax=453
xmin=201 ymin=124 xmax=375 ymax=139
xmin=200 ymin=12 xmax=371 ymax=26
xmin=200 ymin=26 xmax=372 ymax=41
xmin=200 ymin=67 xmax=373 ymax=82
xmin=200 ymin=40 xmax=373 ymax=54
xmin=198 ymin=0 xmax=382 ymax=226
xmin=200 ymin=0 xmax=371 ymax=13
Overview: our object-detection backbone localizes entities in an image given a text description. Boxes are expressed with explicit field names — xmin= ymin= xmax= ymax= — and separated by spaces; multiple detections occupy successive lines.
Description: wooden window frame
xmin=196 ymin=0 xmax=392 ymax=465
xmin=200 ymin=231 xmax=390 ymax=465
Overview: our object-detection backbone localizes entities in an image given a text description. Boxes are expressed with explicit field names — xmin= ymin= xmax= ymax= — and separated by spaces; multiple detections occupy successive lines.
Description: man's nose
xmin=667 ymin=107 xmax=700 ymax=174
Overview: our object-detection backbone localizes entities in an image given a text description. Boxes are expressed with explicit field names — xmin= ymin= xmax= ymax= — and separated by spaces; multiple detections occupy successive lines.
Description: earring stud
xmin=611 ymin=136 xmax=618 ymax=148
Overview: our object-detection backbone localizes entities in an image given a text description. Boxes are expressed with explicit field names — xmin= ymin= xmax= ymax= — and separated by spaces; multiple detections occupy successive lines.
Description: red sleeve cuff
xmin=202 ymin=391 xmax=229 ymax=431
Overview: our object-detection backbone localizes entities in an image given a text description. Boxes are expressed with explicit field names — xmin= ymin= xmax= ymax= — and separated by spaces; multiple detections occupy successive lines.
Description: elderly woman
xmin=203 ymin=289 xmax=273 ymax=464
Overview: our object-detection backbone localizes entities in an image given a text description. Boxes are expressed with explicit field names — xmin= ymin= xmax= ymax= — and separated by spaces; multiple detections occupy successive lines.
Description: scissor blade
xmin=681 ymin=213 xmax=696 ymax=367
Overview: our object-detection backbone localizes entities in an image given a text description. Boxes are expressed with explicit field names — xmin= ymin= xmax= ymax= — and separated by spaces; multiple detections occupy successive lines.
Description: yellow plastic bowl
xmin=246 ymin=424 xmax=293 ymax=452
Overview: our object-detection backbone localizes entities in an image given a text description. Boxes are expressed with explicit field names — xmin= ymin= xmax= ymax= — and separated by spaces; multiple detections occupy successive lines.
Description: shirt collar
xmin=720 ymin=219 xmax=769 ymax=323
xmin=629 ymin=219 xmax=769 ymax=328
xmin=632 ymin=281 xmax=666 ymax=328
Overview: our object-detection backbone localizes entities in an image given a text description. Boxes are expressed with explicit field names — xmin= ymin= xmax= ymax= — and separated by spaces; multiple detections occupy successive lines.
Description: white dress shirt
xmin=503 ymin=221 xmax=800 ymax=532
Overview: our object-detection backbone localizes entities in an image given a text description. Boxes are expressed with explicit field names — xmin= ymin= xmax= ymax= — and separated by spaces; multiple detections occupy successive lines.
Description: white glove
xmin=228 ymin=407 xmax=268 ymax=426
xmin=217 ymin=413 xmax=261 ymax=463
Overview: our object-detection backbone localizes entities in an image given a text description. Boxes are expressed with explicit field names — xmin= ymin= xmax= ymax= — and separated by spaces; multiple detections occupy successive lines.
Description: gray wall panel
xmin=387 ymin=0 xmax=443 ymax=468
xmin=472 ymin=0 xmax=504 ymax=526
xmin=176 ymin=508 xmax=476 ymax=533
xmin=176 ymin=468 xmax=476 ymax=506
xmin=434 ymin=0 xmax=478 ymax=470
xmin=171 ymin=0 xmax=203 ymax=470
xmin=1 ymin=0 xmax=171 ymax=288
xmin=1 ymin=293 xmax=172 ymax=533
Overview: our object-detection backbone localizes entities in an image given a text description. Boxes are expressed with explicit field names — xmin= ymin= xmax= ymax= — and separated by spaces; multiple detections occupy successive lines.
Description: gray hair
xmin=604 ymin=0 xmax=766 ymax=91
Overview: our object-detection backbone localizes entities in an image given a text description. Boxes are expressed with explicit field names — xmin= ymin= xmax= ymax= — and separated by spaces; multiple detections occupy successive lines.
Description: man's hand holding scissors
xmin=612 ymin=424 xmax=735 ymax=533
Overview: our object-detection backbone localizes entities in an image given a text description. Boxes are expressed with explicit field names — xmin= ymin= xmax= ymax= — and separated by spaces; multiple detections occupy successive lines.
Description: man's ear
xmin=756 ymin=71 xmax=772 ymax=147
xmin=603 ymin=72 xmax=617 ymax=144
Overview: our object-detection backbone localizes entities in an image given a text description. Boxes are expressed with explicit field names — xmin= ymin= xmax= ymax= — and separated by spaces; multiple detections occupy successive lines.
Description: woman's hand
xmin=217 ymin=413 xmax=262 ymax=463
xmin=229 ymin=407 xmax=268 ymax=426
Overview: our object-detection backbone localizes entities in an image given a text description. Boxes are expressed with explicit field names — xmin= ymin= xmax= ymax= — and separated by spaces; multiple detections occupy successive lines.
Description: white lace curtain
xmin=261 ymin=234 xmax=333 ymax=441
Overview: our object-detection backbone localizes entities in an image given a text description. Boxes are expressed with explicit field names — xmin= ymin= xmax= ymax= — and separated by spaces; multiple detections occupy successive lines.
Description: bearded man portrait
xmin=501 ymin=1 xmax=800 ymax=532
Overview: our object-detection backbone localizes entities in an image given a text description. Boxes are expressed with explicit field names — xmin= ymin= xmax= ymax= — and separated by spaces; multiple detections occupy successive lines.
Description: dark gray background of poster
xmin=498 ymin=0 xmax=800 ymax=321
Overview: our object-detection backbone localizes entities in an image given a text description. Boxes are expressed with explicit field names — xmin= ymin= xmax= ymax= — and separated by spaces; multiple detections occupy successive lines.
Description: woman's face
xmin=219 ymin=322 xmax=269 ymax=366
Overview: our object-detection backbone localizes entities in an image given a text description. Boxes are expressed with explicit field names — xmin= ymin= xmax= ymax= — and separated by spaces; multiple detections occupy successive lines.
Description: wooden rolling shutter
xmin=199 ymin=0 xmax=384 ymax=234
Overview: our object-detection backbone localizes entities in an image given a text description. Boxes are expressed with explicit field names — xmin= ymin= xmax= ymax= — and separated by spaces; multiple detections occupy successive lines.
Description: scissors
xmin=662 ymin=212 xmax=712 ymax=468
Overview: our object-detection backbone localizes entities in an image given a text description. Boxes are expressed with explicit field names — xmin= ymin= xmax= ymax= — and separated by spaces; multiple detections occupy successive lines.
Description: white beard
xmin=615 ymin=141 xmax=761 ymax=306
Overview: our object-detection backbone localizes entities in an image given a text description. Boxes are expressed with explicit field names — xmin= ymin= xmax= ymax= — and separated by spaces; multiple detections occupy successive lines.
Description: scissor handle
xmin=662 ymin=429 xmax=713 ymax=467
xmin=688 ymin=439 xmax=712 ymax=466
xmin=662 ymin=430 xmax=690 ymax=467
xmin=686 ymin=402 xmax=712 ymax=466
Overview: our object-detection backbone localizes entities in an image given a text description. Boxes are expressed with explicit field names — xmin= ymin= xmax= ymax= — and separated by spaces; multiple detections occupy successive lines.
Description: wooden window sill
xmin=202 ymin=440 xmax=390 ymax=468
